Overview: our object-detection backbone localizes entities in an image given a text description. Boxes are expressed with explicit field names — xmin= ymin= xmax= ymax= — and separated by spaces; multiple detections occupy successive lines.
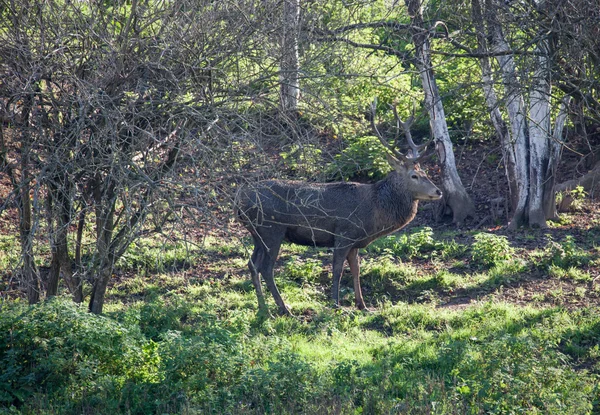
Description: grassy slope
xmin=1 ymin=216 xmax=599 ymax=414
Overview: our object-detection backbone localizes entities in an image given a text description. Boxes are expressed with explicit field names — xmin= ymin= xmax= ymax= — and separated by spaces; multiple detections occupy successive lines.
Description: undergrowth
xmin=1 ymin=227 xmax=599 ymax=414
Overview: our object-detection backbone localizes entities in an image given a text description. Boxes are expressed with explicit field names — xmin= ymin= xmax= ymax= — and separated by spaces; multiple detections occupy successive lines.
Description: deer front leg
xmin=347 ymin=248 xmax=366 ymax=310
xmin=249 ymin=245 xmax=272 ymax=318
xmin=332 ymin=246 xmax=351 ymax=308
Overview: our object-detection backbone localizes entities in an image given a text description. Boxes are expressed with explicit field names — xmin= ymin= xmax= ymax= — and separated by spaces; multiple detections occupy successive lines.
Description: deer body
xmin=236 ymin=99 xmax=442 ymax=316
xmin=235 ymin=161 xmax=441 ymax=316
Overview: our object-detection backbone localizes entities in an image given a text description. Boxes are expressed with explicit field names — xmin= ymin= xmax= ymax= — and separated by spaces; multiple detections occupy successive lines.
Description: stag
xmin=235 ymin=101 xmax=442 ymax=316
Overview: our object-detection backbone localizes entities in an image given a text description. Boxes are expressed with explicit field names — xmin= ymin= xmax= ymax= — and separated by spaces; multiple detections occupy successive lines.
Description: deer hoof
xmin=278 ymin=306 xmax=294 ymax=317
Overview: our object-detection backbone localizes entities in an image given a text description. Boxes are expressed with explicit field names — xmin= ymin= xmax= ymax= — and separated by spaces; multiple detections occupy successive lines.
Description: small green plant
xmin=556 ymin=185 xmax=588 ymax=212
xmin=471 ymin=232 xmax=514 ymax=268
xmin=570 ymin=185 xmax=588 ymax=210
xmin=281 ymin=256 xmax=323 ymax=284
xmin=368 ymin=227 xmax=445 ymax=260
xmin=542 ymin=235 xmax=591 ymax=270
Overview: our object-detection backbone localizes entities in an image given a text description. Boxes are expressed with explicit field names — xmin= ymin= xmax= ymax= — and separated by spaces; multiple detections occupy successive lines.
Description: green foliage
xmin=557 ymin=185 xmax=588 ymax=212
xmin=541 ymin=235 xmax=592 ymax=270
xmin=368 ymin=227 xmax=451 ymax=260
xmin=281 ymin=256 xmax=323 ymax=284
xmin=471 ymin=232 xmax=515 ymax=268
xmin=326 ymin=135 xmax=391 ymax=181
xmin=0 ymin=235 xmax=20 ymax=271
xmin=0 ymin=298 xmax=157 ymax=410
xmin=280 ymin=144 xmax=324 ymax=178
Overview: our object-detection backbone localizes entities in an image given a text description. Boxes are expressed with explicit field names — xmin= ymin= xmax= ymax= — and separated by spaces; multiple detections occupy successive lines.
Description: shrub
xmin=368 ymin=227 xmax=445 ymax=260
xmin=471 ymin=232 xmax=514 ymax=268
xmin=326 ymin=135 xmax=391 ymax=181
xmin=542 ymin=235 xmax=591 ymax=270
xmin=0 ymin=298 xmax=156 ymax=410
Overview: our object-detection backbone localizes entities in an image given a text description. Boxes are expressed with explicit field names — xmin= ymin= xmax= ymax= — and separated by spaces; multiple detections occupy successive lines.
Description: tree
xmin=280 ymin=0 xmax=301 ymax=114
xmin=404 ymin=0 xmax=475 ymax=224
xmin=310 ymin=1 xmax=475 ymax=224
xmin=0 ymin=0 xmax=268 ymax=313
xmin=471 ymin=0 xmax=576 ymax=228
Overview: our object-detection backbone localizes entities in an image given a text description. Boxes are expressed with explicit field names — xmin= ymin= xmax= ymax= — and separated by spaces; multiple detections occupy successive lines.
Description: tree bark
xmin=88 ymin=177 xmax=116 ymax=315
xmin=280 ymin=0 xmax=300 ymax=114
xmin=527 ymin=41 xmax=552 ymax=228
xmin=46 ymin=178 xmax=83 ymax=301
xmin=484 ymin=0 xmax=530 ymax=229
xmin=18 ymin=150 xmax=40 ymax=304
xmin=405 ymin=0 xmax=474 ymax=224
xmin=472 ymin=0 xmax=518 ymax=212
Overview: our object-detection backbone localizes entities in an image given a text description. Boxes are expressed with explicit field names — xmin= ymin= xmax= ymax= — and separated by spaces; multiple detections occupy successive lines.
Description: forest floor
xmin=1 ymin=139 xmax=599 ymax=414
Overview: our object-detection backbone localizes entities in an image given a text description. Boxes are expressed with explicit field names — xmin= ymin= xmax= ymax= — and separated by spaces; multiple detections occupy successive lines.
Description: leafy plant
xmin=471 ymin=232 xmax=514 ymax=268
xmin=368 ymin=227 xmax=445 ymax=260
xmin=281 ymin=256 xmax=323 ymax=284
xmin=326 ymin=135 xmax=391 ymax=180
xmin=541 ymin=235 xmax=591 ymax=270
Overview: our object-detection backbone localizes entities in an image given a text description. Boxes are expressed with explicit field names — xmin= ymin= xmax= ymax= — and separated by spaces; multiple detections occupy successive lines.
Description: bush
xmin=326 ymin=135 xmax=391 ymax=181
xmin=0 ymin=298 xmax=156 ymax=411
xmin=471 ymin=233 xmax=514 ymax=268
xmin=368 ymin=227 xmax=445 ymax=260
xmin=542 ymin=235 xmax=591 ymax=270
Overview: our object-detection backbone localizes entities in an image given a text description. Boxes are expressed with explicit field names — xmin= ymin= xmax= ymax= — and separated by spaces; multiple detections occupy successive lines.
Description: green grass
xmin=1 ymin=228 xmax=599 ymax=414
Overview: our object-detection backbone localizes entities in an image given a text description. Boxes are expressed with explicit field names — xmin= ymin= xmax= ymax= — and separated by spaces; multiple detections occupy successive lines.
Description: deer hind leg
xmin=332 ymin=246 xmax=352 ymax=308
xmin=249 ymin=241 xmax=269 ymax=316
xmin=347 ymin=248 xmax=366 ymax=310
xmin=257 ymin=230 xmax=292 ymax=316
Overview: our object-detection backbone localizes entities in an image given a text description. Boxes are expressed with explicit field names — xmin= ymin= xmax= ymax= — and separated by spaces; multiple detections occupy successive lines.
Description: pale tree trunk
xmin=482 ymin=0 xmax=572 ymax=228
xmin=527 ymin=41 xmax=552 ymax=227
xmin=405 ymin=0 xmax=474 ymax=224
xmin=484 ymin=0 xmax=529 ymax=229
xmin=472 ymin=0 xmax=518 ymax=211
xmin=280 ymin=0 xmax=300 ymax=114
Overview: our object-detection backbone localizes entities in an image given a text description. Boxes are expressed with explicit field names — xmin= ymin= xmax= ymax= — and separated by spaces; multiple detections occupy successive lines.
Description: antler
xmin=370 ymin=98 xmax=432 ymax=164
xmin=370 ymin=99 xmax=408 ymax=163
xmin=390 ymin=103 xmax=432 ymax=161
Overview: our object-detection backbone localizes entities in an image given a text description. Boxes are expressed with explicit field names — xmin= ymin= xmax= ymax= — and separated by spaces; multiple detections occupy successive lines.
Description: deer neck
xmin=374 ymin=173 xmax=419 ymax=229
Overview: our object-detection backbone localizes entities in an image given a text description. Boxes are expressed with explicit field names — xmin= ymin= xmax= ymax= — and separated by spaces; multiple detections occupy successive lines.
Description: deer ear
xmin=387 ymin=154 xmax=408 ymax=171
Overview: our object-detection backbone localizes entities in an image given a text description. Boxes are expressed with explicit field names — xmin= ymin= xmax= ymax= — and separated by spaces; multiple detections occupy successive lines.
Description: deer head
xmin=370 ymin=99 xmax=442 ymax=201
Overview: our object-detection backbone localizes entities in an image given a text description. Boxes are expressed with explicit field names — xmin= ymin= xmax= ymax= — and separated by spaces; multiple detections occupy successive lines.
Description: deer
xmin=234 ymin=100 xmax=442 ymax=317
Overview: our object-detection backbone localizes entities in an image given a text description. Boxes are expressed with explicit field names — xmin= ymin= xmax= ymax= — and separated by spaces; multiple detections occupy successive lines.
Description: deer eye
xmin=411 ymin=174 xmax=418 ymax=179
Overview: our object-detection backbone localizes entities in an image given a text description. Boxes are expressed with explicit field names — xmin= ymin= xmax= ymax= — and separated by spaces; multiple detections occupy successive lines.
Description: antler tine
xmin=370 ymin=99 xmax=407 ymax=162
xmin=391 ymin=104 xmax=432 ymax=162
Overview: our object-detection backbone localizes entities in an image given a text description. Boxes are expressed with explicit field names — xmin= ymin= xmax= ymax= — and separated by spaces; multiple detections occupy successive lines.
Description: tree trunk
xmin=1 ymin=123 xmax=39 ymax=303
xmin=472 ymin=0 xmax=518 ymax=212
xmin=527 ymin=41 xmax=552 ymax=228
xmin=405 ymin=0 xmax=474 ymax=224
xmin=544 ymin=96 xmax=571 ymax=219
xmin=88 ymin=177 xmax=116 ymax=315
xmin=19 ymin=157 xmax=40 ymax=304
xmin=280 ymin=0 xmax=300 ymax=114
xmin=46 ymin=179 xmax=83 ymax=301
xmin=484 ymin=0 xmax=530 ymax=229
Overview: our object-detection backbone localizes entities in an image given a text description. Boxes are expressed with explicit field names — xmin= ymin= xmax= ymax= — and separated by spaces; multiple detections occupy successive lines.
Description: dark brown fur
xmin=235 ymin=161 xmax=441 ymax=316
